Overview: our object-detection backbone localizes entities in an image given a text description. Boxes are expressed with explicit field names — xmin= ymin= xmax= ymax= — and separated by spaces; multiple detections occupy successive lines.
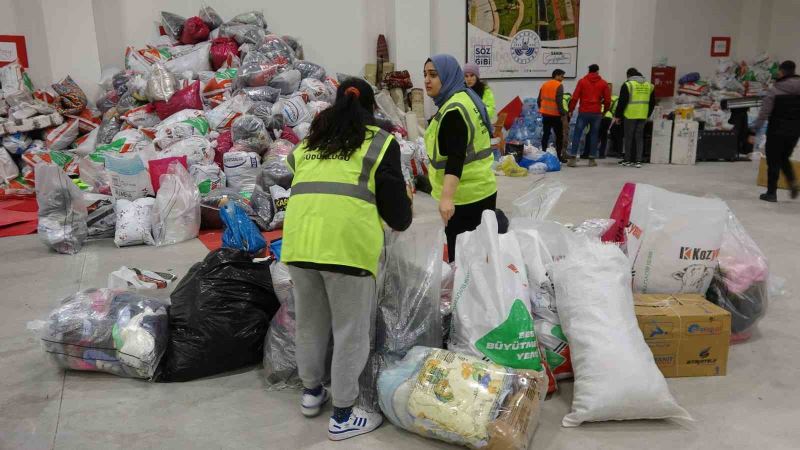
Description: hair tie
xmin=344 ymin=86 xmax=361 ymax=99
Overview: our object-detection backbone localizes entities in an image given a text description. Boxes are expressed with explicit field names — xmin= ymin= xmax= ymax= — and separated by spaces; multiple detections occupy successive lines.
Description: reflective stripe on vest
xmin=424 ymin=91 xmax=496 ymax=205
xmin=539 ymin=80 xmax=561 ymax=116
xmin=290 ymin=130 xmax=390 ymax=204
xmin=428 ymin=101 xmax=493 ymax=170
xmin=624 ymin=81 xmax=654 ymax=119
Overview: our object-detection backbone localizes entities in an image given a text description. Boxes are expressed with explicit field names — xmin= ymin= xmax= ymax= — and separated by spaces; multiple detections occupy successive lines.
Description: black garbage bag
xmin=159 ymin=248 xmax=280 ymax=381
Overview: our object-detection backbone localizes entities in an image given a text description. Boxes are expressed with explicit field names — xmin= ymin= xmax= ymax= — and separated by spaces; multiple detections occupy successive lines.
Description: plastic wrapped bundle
xmin=152 ymin=163 xmax=201 ymax=246
xmin=199 ymin=6 xmax=223 ymax=29
xmin=218 ymin=23 xmax=263 ymax=45
xmin=210 ymin=37 xmax=240 ymax=70
xmin=378 ymin=347 xmax=546 ymax=449
xmin=161 ymin=11 xmax=186 ymax=41
xmin=269 ymin=69 xmax=301 ymax=94
xmin=231 ymin=114 xmax=272 ymax=153
xmin=231 ymin=11 xmax=267 ymax=28
xmin=705 ymin=211 xmax=769 ymax=342
xmin=236 ymin=62 xmax=284 ymax=89
xmin=295 ymin=61 xmax=326 ymax=81
xmin=273 ymin=95 xmax=310 ymax=127
xmin=35 ymin=163 xmax=88 ymax=255
xmin=96 ymin=115 xmax=122 ymax=146
xmin=36 ymin=288 xmax=168 ymax=379
xmin=240 ymin=85 xmax=280 ymax=103
xmin=146 ymin=63 xmax=178 ymax=102
xmin=249 ymin=101 xmax=274 ymax=127
xmin=283 ymin=36 xmax=304 ymax=60
xmin=258 ymin=35 xmax=296 ymax=65
xmin=263 ymin=261 xmax=302 ymax=389
xmin=160 ymin=248 xmax=279 ymax=381
xmin=84 ymin=193 xmax=116 ymax=239
xmin=261 ymin=154 xmax=292 ymax=189
xmin=180 ymin=16 xmax=210 ymax=45
xmin=190 ymin=163 xmax=226 ymax=194
xmin=202 ymin=187 xmax=269 ymax=230
xmin=51 ymin=75 xmax=88 ymax=116
xmin=299 ymin=78 xmax=330 ymax=102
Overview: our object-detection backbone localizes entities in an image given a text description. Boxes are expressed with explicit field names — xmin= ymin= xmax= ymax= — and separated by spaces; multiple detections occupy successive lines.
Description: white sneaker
xmin=301 ymin=387 xmax=330 ymax=417
xmin=328 ymin=407 xmax=383 ymax=441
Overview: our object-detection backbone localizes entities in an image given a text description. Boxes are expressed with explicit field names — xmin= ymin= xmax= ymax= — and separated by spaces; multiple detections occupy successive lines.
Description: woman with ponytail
xmin=281 ymin=77 xmax=411 ymax=441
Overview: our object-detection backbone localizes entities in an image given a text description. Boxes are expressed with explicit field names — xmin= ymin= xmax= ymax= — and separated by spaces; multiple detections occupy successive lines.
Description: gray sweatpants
xmin=624 ymin=118 xmax=647 ymax=163
xmin=288 ymin=266 xmax=376 ymax=408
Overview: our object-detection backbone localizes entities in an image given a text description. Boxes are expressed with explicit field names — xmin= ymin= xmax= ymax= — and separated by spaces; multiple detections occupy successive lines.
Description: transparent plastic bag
xmin=34 ymin=288 xmax=168 ymax=379
xmin=511 ymin=179 xmax=565 ymax=220
xmin=378 ymin=346 xmax=546 ymax=449
xmin=571 ymin=218 xmax=616 ymax=239
xmin=84 ymin=193 xmax=116 ymax=239
xmin=114 ymin=198 xmax=156 ymax=247
xmin=705 ymin=211 xmax=769 ymax=342
xmin=240 ymin=85 xmax=280 ymax=103
xmin=260 ymin=154 xmax=292 ymax=189
xmin=235 ymin=61 xmax=284 ymax=89
xmin=146 ymin=63 xmax=177 ymax=102
xmin=263 ymin=261 xmax=302 ymax=389
xmin=231 ymin=114 xmax=272 ymax=153
xmin=273 ymin=95 xmax=310 ymax=127
xmin=295 ymin=60 xmax=326 ymax=81
xmin=35 ymin=163 xmax=88 ymax=254
xmin=231 ymin=11 xmax=267 ymax=28
xmin=151 ymin=162 xmax=201 ymax=246
xmin=257 ymin=34 xmax=296 ymax=65
xmin=220 ymin=200 xmax=266 ymax=255
xmin=202 ymin=187 xmax=269 ymax=230
xmin=219 ymin=23 xmax=263 ymax=45
xmin=269 ymin=69 xmax=301 ymax=94
xmin=199 ymin=5 xmax=223 ymax=29
xmin=282 ymin=36 xmax=304 ymax=60
xmin=161 ymin=11 xmax=186 ymax=41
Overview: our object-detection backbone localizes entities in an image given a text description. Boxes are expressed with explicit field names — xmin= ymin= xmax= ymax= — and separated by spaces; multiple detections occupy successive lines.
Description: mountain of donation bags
xmin=9 ymin=7 xmax=775 ymax=450
xmin=29 ymin=174 xmax=774 ymax=449
xmin=0 ymin=7 xmax=427 ymax=254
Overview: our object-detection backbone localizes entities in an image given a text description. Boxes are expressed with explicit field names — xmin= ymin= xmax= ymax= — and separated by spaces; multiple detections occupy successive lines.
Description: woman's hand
xmin=439 ymin=198 xmax=455 ymax=225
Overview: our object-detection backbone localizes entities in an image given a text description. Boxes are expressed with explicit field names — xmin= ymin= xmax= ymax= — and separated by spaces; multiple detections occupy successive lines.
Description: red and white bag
xmin=45 ymin=119 xmax=80 ymax=151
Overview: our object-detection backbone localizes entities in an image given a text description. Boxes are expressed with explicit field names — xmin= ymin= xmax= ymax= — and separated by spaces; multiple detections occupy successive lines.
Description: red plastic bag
xmin=214 ymin=130 xmax=233 ymax=168
xmin=210 ymin=37 xmax=240 ymax=71
xmin=148 ymin=156 xmax=188 ymax=193
xmin=280 ymin=126 xmax=300 ymax=145
xmin=180 ymin=17 xmax=210 ymax=45
xmin=601 ymin=182 xmax=636 ymax=244
xmin=154 ymin=81 xmax=203 ymax=120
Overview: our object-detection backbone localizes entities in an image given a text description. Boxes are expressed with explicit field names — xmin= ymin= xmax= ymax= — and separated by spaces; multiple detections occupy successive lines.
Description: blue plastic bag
xmin=531 ymin=152 xmax=561 ymax=172
xmin=221 ymin=201 xmax=267 ymax=255
xmin=269 ymin=238 xmax=282 ymax=260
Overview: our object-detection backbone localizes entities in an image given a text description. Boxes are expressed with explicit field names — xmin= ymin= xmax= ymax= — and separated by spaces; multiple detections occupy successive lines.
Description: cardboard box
xmin=635 ymin=294 xmax=730 ymax=378
xmin=756 ymin=158 xmax=800 ymax=190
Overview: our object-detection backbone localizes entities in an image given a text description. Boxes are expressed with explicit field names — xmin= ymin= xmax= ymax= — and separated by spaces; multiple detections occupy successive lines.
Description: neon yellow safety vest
xmin=605 ymin=95 xmax=619 ymax=119
xmin=282 ymin=126 xmax=393 ymax=277
xmin=425 ymin=91 xmax=497 ymax=205
xmin=562 ymin=93 xmax=572 ymax=114
xmin=623 ymin=81 xmax=654 ymax=119
xmin=482 ymin=86 xmax=496 ymax=122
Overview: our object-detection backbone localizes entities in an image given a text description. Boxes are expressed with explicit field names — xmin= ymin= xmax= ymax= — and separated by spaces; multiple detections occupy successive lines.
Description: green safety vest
xmin=623 ymin=80 xmax=654 ymax=119
xmin=425 ymin=91 xmax=497 ymax=205
xmin=605 ymin=95 xmax=619 ymax=118
xmin=282 ymin=126 xmax=392 ymax=276
xmin=562 ymin=93 xmax=572 ymax=113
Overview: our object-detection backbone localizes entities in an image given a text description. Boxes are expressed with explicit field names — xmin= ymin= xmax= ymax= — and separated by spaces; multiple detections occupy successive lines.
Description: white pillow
xmin=551 ymin=239 xmax=691 ymax=427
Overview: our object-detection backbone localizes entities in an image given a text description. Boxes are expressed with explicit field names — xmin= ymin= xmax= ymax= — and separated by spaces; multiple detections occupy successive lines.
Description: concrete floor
xmin=2 ymin=159 xmax=798 ymax=450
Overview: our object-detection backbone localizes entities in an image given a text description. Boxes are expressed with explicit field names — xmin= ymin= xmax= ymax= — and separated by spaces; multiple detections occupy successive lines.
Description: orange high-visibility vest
xmin=539 ymin=79 xmax=562 ymax=117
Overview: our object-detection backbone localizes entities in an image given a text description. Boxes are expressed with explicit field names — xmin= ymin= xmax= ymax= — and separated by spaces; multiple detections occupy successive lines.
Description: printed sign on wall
xmin=0 ymin=35 xmax=28 ymax=68
xmin=466 ymin=0 xmax=580 ymax=79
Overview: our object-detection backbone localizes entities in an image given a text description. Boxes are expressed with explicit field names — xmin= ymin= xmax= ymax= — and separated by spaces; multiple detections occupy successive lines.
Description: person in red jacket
xmin=567 ymin=64 xmax=611 ymax=167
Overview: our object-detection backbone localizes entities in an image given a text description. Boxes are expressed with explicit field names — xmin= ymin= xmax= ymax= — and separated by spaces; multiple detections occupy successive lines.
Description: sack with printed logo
xmin=620 ymin=184 xmax=728 ymax=294
xmin=268 ymin=185 xmax=290 ymax=230
xmin=450 ymin=211 xmax=552 ymax=382
xmin=223 ymin=151 xmax=261 ymax=193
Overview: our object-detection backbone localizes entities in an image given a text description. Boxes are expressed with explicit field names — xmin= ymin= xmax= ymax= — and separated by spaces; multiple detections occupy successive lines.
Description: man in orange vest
xmin=537 ymin=69 xmax=567 ymax=162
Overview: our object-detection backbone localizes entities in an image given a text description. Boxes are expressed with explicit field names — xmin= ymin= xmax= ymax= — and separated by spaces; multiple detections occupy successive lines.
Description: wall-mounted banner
xmin=466 ymin=0 xmax=580 ymax=79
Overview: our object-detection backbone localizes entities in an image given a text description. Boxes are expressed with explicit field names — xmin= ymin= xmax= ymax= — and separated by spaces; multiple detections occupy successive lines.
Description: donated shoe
xmin=567 ymin=158 xmax=577 ymax=167
xmin=328 ymin=407 xmax=383 ymax=441
xmin=301 ymin=387 xmax=330 ymax=417
xmin=634 ymin=162 xmax=642 ymax=168
xmin=759 ymin=193 xmax=778 ymax=203
xmin=588 ymin=158 xmax=598 ymax=167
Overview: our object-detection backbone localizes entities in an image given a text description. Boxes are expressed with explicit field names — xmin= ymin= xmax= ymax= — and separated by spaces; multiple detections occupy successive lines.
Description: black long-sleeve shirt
xmin=438 ymin=109 xmax=469 ymax=178
xmin=288 ymin=138 xmax=412 ymax=277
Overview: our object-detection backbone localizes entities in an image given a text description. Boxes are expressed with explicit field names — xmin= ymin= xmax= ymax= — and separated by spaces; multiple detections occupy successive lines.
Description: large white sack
xmin=151 ymin=163 xmax=200 ymax=246
xmin=551 ymin=239 xmax=691 ymax=427
xmin=114 ymin=198 xmax=156 ymax=247
xmin=450 ymin=211 xmax=548 ymax=373
xmin=223 ymin=151 xmax=260 ymax=193
xmin=627 ymin=184 xmax=728 ymax=294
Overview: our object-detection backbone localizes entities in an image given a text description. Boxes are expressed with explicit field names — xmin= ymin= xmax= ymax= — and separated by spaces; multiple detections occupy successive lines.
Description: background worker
xmin=751 ymin=60 xmax=800 ymax=202
xmin=568 ymin=64 xmax=611 ymax=167
xmin=463 ymin=63 xmax=496 ymax=121
xmin=581 ymin=93 xmax=618 ymax=159
xmin=538 ymin=69 xmax=567 ymax=162
xmin=281 ymin=78 xmax=412 ymax=441
xmin=614 ymin=68 xmax=655 ymax=168
xmin=561 ymin=91 xmax=573 ymax=156
xmin=425 ymin=54 xmax=497 ymax=263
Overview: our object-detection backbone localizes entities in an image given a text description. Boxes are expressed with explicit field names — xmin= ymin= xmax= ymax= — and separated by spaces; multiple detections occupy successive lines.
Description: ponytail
xmin=306 ymin=78 xmax=377 ymax=158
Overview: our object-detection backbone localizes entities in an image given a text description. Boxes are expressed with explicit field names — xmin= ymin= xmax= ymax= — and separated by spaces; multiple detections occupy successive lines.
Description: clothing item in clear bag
xmin=159 ymin=248 xmax=279 ymax=382
xmin=257 ymin=34 xmax=296 ymax=65
xmin=199 ymin=6 xmax=223 ymax=29
xmin=269 ymin=69 xmax=301 ymax=95
xmin=282 ymin=36 xmax=304 ymax=60
xmin=202 ymin=187 xmax=271 ymax=231
xmin=231 ymin=11 xmax=267 ymax=29
xmin=35 ymin=163 xmax=88 ymax=254
xmin=378 ymin=346 xmax=546 ymax=449
xmin=37 ymin=288 xmax=168 ymax=379
xmin=152 ymin=162 xmax=201 ymax=246
xmin=705 ymin=211 xmax=769 ymax=341
xmin=551 ymin=239 xmax=691 ymax=427
xmin=231 ymin=114 xmax=272 ymax=153
xmin=161 ymin=11 xmax=186 ymax=41
xmin=146 ymin=63 xmax=178 ymax=102
xmin=295 ymin=61 xmax=326 ymax=81
xmin=84 ymin=193 xmax=116 ymax=239
xmin=260 ymin=154 xmax=292 ymax=189
xmin=263 ymin=261 xmax=302 ymax=389
xmin=240 ymin=85 xmax=281 ymax=103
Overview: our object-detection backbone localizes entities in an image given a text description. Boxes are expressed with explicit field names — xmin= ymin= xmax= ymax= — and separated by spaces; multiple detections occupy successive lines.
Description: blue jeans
xmin=569 ymin=113 xmax=602 ymax=158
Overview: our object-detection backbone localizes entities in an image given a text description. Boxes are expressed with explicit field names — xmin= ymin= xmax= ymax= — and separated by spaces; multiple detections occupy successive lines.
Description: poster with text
xmin=467 ymin=0 xmax=579 ymax=79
